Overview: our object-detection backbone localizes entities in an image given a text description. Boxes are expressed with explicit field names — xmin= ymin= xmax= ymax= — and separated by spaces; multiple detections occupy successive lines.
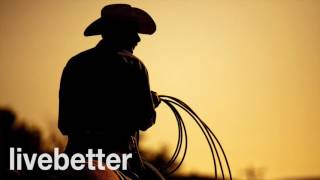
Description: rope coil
xmin=158 ymin=95 xmax=232 ymax=180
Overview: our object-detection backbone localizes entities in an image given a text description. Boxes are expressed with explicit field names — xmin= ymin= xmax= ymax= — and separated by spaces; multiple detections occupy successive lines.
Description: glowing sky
xmin=1 ymin=1 xmax=320 ymax=179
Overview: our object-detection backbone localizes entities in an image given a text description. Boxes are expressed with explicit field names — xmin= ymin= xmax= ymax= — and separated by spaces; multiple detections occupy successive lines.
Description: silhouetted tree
xmin=0 ymin=107 xmax=43 ymax=179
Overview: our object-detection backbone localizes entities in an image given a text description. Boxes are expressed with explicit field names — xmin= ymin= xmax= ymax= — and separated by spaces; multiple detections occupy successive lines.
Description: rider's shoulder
xmin=117 ymin=50 xmax=146 ymax=70
xmin=68 ymin=48 xmax=96 ymax=64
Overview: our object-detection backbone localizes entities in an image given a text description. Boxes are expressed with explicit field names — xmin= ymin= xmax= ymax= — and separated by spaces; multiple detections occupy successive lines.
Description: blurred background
xmin=1 ymin=0 xmax=320 ymax=179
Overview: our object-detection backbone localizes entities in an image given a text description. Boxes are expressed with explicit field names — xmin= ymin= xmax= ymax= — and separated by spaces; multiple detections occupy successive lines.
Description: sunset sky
xmin=1 ymin=0 xmax=320 ymax=179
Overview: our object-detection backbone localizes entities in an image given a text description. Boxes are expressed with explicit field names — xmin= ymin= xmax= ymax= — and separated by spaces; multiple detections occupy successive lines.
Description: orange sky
xmin=1 ymin=0 xmax=320 ymax=179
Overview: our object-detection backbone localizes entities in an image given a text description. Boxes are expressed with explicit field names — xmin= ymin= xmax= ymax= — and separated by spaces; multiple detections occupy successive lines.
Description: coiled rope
xmin=158 ymin=95 xmax=232 ymax=180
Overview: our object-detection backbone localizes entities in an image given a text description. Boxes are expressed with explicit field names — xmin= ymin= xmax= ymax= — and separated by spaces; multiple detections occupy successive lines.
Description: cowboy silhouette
xmin=58 ymin=4 xmax=162 ymax=180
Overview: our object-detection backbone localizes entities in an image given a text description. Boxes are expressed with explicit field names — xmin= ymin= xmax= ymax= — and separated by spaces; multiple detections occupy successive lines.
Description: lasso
xmin=158 ymin=95 xmax=232 ymax=180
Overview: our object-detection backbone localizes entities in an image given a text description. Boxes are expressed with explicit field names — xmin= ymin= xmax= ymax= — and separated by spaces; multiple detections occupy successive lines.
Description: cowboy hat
xmin=84 ymin=4 xmax=156 ymax=36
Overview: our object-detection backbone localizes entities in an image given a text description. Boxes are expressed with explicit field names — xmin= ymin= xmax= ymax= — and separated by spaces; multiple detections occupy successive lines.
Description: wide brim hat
xmin=84 ymin=4 xmax=156 ymax=36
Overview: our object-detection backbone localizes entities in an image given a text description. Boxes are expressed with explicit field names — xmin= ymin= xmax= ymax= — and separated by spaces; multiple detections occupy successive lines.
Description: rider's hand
xmin=151 ymin=91 xmax=161 ymax=108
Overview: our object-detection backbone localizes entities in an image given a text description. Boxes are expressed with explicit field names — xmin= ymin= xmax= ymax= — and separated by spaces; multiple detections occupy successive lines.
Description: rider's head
xmin=84 ymin=4 xmax=156 ymax=52
xmin=101 ymin=25 xmax=141 ymax=52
